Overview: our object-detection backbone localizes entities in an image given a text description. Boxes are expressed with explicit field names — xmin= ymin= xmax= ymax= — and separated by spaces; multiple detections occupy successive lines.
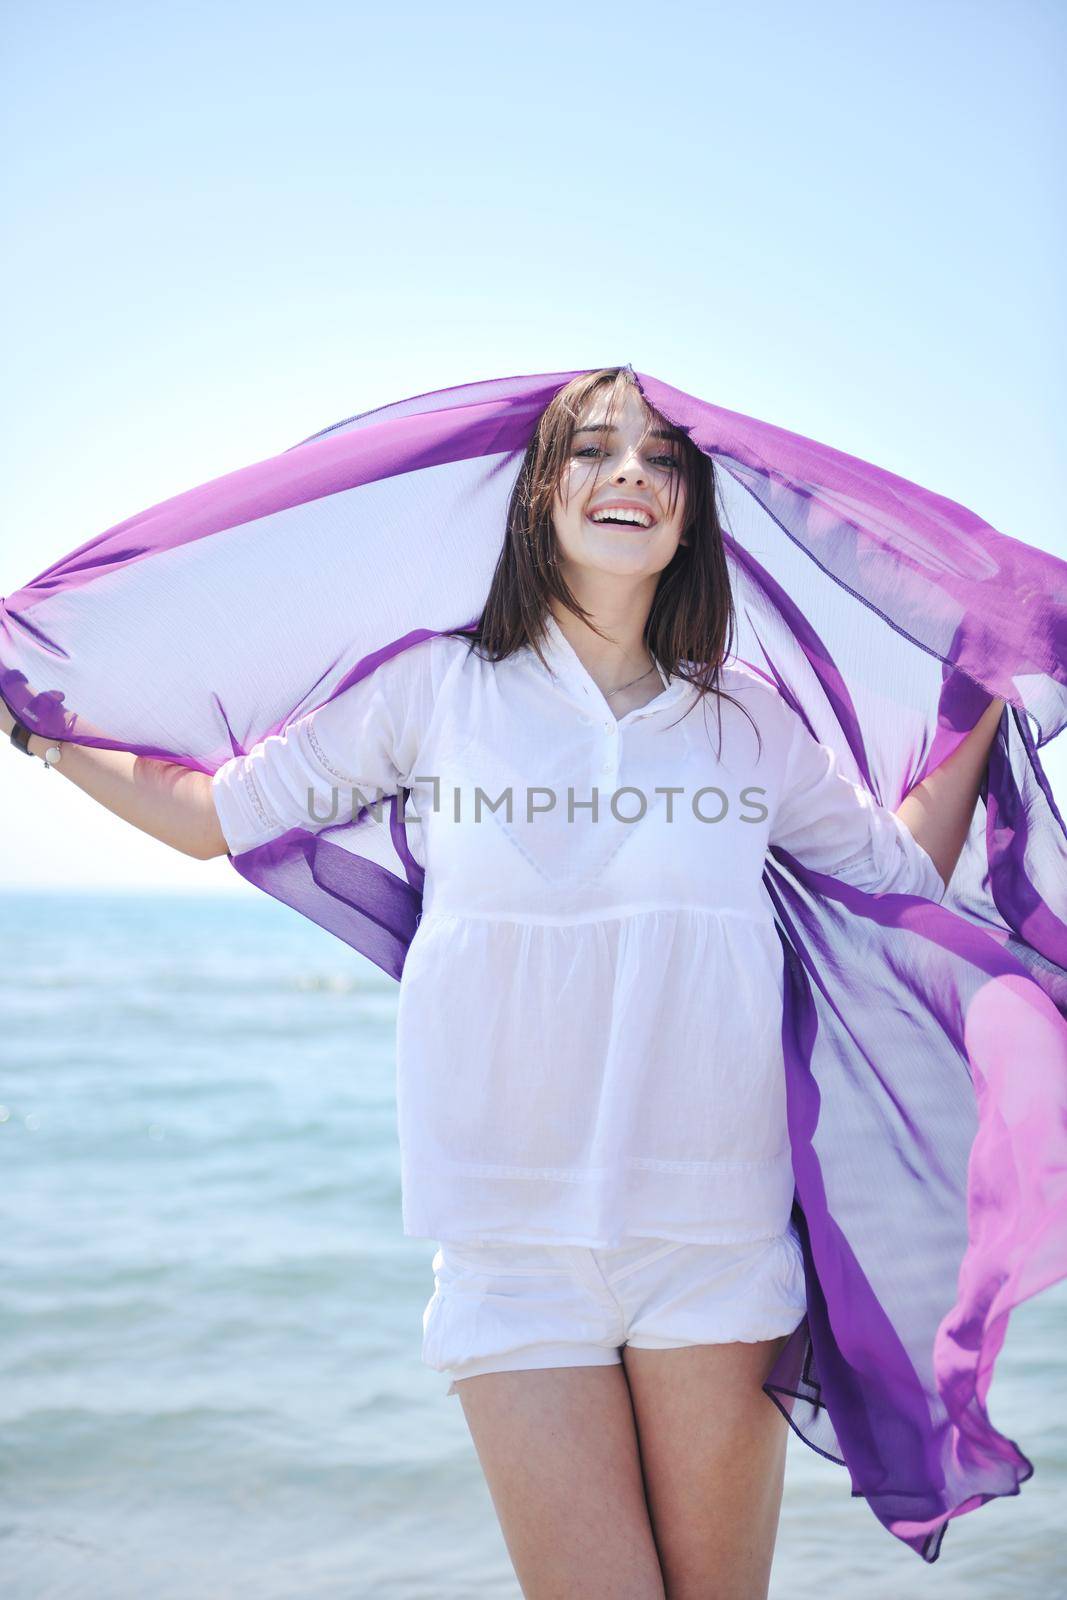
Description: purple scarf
xmin=3 ymin=367 xmax=1065 ymax=1561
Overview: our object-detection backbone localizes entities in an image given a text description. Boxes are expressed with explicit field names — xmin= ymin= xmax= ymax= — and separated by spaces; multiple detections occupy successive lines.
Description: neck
xmin=547 ymin=600 xmax=658 ymax=696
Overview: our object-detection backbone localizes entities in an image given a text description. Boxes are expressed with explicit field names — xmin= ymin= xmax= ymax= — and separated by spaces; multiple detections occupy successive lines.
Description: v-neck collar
xmin=530 ymin=610 xmax=692 ymax=725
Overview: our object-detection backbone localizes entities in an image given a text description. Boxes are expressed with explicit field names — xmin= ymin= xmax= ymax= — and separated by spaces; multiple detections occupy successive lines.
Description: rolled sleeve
xmin=211 ymin=639 xmax=436 ymax=857
xmin=770 ymin=706 xmax=947 ymax=903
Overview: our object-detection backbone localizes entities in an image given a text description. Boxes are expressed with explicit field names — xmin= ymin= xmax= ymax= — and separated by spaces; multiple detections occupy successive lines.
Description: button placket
xmin=601 ymin=719 xmax=618 ymax=775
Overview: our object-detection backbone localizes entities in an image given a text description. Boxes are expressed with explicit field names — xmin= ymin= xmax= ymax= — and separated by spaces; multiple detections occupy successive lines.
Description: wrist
xmin=4 ymin=718 xmax=61 ymax=763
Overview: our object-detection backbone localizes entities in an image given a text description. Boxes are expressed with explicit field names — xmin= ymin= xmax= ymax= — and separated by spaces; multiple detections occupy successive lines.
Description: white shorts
xmin=421 ymin=1222 xmax=808 ymax=1394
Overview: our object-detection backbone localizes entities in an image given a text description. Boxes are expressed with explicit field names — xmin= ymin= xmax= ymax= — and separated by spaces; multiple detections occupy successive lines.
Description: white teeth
xmin=590 ymin=508 xmax=653 ymax=528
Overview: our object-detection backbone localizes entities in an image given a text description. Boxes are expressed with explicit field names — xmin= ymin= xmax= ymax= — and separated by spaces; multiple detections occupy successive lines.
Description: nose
xmin=613 ymin=452 xmax=646 ymax=487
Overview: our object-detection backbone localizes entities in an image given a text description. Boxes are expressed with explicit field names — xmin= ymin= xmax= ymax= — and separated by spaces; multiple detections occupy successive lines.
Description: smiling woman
xmin=1 ymin=364 xmax=1065 ymax=1591
xmin=448 ymin=368 xmax=761 ymax=744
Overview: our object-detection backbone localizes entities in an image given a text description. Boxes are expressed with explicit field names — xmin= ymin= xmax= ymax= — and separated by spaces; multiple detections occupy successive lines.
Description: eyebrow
xmin=573 ymin=423 xmax=679 ymax=442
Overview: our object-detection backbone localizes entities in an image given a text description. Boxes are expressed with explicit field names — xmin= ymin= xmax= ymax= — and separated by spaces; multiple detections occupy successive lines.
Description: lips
xmin=586 ymin=500 xmax=657 ymax=529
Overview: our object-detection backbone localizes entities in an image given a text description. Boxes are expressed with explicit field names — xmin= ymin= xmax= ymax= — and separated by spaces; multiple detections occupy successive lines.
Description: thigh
xmin=455 ymin=1363 xmax=668 ymax=1600
xmin=622 ymin=1334 xmax=791 ymax=1600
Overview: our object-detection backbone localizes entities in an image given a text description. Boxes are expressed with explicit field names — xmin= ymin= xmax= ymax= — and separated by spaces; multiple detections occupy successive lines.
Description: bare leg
xmin=454 ymin=1361 xmax=667 ymax=1600
xmin=622 ymin=1334 xmax=792 ymax=1600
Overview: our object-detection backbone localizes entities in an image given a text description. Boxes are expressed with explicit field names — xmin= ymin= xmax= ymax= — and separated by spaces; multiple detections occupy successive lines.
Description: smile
xmin=586 ymin=508 xmax=655 ymax=530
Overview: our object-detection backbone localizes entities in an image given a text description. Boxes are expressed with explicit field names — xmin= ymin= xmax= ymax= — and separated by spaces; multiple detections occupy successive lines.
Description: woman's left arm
xmin=895 ymin=697 xmax=1007 ymax=891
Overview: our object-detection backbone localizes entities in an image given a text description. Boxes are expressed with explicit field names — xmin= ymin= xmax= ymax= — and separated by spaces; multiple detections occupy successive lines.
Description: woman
xmin=1 ymin=367 xmax=1009 ymax=1598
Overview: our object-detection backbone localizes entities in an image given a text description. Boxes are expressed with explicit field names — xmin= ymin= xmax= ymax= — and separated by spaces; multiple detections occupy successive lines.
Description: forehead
xmin=574 ymin=389 xmax=675 ymax=438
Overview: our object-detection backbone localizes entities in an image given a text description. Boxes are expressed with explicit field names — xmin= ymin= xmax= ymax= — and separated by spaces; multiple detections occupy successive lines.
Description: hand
xmin=1 ymin=668 xmax=28 ymax=739
xmin=0 ymin=671 xmax=66 ymax=745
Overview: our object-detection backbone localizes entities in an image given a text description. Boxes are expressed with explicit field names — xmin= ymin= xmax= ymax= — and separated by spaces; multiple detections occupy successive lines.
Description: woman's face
xmin=550 ymin=386 xmax=689 ymax=583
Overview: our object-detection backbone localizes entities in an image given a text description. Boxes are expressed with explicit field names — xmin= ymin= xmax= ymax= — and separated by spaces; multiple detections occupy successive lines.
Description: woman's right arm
xmin=0 ymin=696 xmax=229 ymax=860
xmin=0 ymin=639 xmax=438 ymax=864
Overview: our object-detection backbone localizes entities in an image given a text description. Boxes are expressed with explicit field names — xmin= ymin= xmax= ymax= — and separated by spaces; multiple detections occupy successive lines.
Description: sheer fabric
xmin=2 ymin=367 xmax=1064 ymax=1562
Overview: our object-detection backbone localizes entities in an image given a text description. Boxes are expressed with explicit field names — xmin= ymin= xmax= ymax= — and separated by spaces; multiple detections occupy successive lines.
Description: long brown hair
xmin=442 ymin=366 xmax=760 ymax=753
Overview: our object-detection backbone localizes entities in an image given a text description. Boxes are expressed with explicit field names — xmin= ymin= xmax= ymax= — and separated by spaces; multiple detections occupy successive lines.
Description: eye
xmin=575 ymin=445 xmax=679 ymax=469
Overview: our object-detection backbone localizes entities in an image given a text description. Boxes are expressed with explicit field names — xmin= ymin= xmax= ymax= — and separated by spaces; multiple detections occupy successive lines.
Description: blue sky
xmin=1 ymin=0 xmax=1063 ymax=890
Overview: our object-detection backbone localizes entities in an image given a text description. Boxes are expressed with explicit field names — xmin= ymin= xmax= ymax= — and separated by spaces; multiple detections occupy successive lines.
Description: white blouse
xmin=211 ymin=611 xmax=946 ymax=1249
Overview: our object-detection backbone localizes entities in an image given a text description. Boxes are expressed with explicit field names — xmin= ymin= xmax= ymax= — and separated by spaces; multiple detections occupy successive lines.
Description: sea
xmin=2 ymin=889 xmax=1064 ymax=1599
